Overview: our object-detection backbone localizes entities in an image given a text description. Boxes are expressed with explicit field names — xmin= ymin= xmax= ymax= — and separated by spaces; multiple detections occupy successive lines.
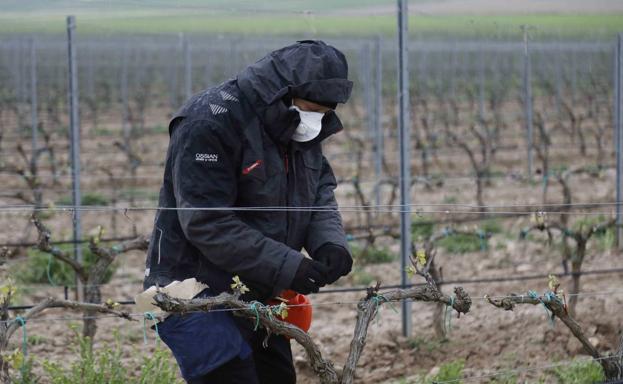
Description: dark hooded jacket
xmin=143 ymin=40 xmax=353 ymax=299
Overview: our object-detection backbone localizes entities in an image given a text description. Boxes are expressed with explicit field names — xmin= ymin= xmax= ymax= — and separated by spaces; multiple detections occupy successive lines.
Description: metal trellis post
xmin=67 ymin=15 xmax=83 ymax=301
xmin=374 ymin=35 xmax=384 ymax=208
xmin=478 ymin=44 xmax=485 ymax=122
xmin=30 ymin=38 xmax=37 ymax=168
xmin=397 ymin=0 xmax=412 ymax=337
xmin=184 ymin=36 xmax=192 ymax=99
xmin=359 ymin=42 xmax=373 ymax=139
xmin=121 ymin=46 xmax=129 ymax=142
xmin=571 ymin=50 xmax=577 ymax=105
xmin=555 ymin=43 xmax=562 ymax=118
xmin=522 ymin=26 xmax=534 ymax=180
xmin=616 ymin=33 xmax=622 ymax=248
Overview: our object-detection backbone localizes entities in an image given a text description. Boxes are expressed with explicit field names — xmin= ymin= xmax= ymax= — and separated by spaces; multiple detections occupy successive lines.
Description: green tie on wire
xmin=14 ymin=316 xmax=27 ymax=377
xmin=249 ymin=301 xmax=262 ymax=331
xmin=477 ymin=230 xmax=487 ymax=251
xmin=444 ymin=296 xmax=455 ymax=335
xmin=142 ymin=312 xmax=159 ymax=346
xmin=14 ymin=316 xmax=27 ymax=356
xmin=528 ymin=290 xmax=555 ymax=327
xmin=371 ymin=294 xmax=397 ymax=325
xmin=542 ymin=173 xmax=549 ymax=194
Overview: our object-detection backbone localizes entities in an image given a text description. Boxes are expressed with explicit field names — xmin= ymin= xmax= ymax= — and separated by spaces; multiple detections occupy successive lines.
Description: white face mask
xmin=290 ymin=105 xmax=324 ymax=142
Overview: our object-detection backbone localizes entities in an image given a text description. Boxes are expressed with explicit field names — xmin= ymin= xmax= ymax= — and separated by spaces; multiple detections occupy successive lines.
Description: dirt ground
xmin=2 ymin=98 xmax=622 ymax=383
xmin=5 ymin=223 xmax=621 ymax=383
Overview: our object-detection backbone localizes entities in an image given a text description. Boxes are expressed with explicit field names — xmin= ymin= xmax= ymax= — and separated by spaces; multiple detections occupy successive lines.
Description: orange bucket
xmin=269 ymin=289 xmax=312 ymax=333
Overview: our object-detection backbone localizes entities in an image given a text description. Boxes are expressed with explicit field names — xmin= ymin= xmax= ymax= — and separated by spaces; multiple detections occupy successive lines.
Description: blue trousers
xmin=157 ymin=290 xmax=295 ymax=383
xmin=187 ymin=326 xmax=295 ymax=384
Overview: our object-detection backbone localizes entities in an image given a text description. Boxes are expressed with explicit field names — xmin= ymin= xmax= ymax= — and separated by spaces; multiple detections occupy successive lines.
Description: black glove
xmin=290 ymin=258 xmax=330 ymax=294
xmin=314 ymin=244 xmax=352 ymax=284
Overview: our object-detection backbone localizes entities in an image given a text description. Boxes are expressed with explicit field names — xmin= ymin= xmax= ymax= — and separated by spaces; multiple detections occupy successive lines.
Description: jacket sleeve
xmin=171 ymin=119 xmax=303 ymax=293
xmin=304 ymin=155 xmax=351 ymax=257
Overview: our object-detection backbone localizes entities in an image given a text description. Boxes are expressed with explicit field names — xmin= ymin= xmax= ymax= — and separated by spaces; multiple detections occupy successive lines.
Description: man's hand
xmin=290 ymin=258 xmax=330 ymax=294
xmin=314 ymin=244 xmax=352 ymax=284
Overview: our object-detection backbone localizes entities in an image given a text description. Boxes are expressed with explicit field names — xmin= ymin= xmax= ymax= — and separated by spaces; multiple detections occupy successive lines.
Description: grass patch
xmin=350 ymin=243 xmax=396 ymax=265
xmin=442 ymin=195 xmax=458 ymax=205
xmin=571 ymin=215 xmax=615 ymax=251
xmin=494 ymin=240 xmax=507 ymax=251
xmin=412 ymin=216 xmax=434 ymax=241
xmin=407 ymin=336 xmax=445 ymax=354
xmin=549 ymin=359 xmax=604 ymax=383
xmin=0 ymin=10 xmax=621 ymax=39
xmin=411 ymin=216 xmax=495 ymax=253
xmin=480 ymin=218 xmax=503 ymax=234
xmin=12 ymin=244 xmax=116 ymax=286
xmin=428 ymin=359 xmax=465 ymax=383
xmin=92 ymin=127 xmax=116 ymax=136
xmin=390 ymin=364 xmax=470 ymax=384
xmin=42 ymin=326 xmax=183 ymax=384
xmin=437 ymin=233 xmax=487 ymax=254
xmin=119 ymin=188 xmax=159 ymax=201
xmin=596 ymin=227 xmax=616 ymax=251
xmin=350 ymin=267 xmax=375 ymax=286
xmin=489 ymin=374 xmax=518 ymax=384
xmin=56 ymin=192 xmax=109 ymax=206
xmin=26 ymin=334 xmax=48 ymax=346
xmin=4 ymin=352 xmax=36 ymax=384
xmin=571 ymin=215 xmax=610 ymax=232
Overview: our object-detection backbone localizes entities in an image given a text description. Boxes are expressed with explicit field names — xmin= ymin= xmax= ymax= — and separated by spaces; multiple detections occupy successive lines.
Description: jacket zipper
xmin=156 ymin=227 xmax=163 ymax=265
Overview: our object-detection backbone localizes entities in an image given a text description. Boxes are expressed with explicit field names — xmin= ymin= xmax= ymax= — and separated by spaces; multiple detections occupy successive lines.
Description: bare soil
xmin=2 ymin=97 xmax=622 ymax=383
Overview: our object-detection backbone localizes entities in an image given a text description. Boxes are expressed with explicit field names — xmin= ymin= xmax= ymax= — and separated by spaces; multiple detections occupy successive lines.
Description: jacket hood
xmin=237 ymin=40 xmax=353 ymax=145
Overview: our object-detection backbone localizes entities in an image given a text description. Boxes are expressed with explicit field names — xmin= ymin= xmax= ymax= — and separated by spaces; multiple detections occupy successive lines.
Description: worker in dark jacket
xmin=142 ymin=40 xmax=353 ymax=383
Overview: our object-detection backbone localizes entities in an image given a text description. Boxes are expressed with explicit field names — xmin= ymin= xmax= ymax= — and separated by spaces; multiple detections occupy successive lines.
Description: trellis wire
xmin=1 ymin=200 xmax=623 ymax=211
xmin=6 ymin=269 xmax=623 ymax=311
xmin=5 ymin=288 xmax=623 ymax=322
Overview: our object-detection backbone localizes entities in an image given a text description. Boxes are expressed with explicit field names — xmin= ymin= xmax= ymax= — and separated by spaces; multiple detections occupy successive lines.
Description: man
xmin=142 ymin=40 xmax=353 ymax=383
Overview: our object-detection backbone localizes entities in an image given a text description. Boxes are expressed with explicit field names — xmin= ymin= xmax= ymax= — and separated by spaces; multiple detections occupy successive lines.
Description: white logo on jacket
xmin=195 ymin=153 xmax=218 ymax=162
